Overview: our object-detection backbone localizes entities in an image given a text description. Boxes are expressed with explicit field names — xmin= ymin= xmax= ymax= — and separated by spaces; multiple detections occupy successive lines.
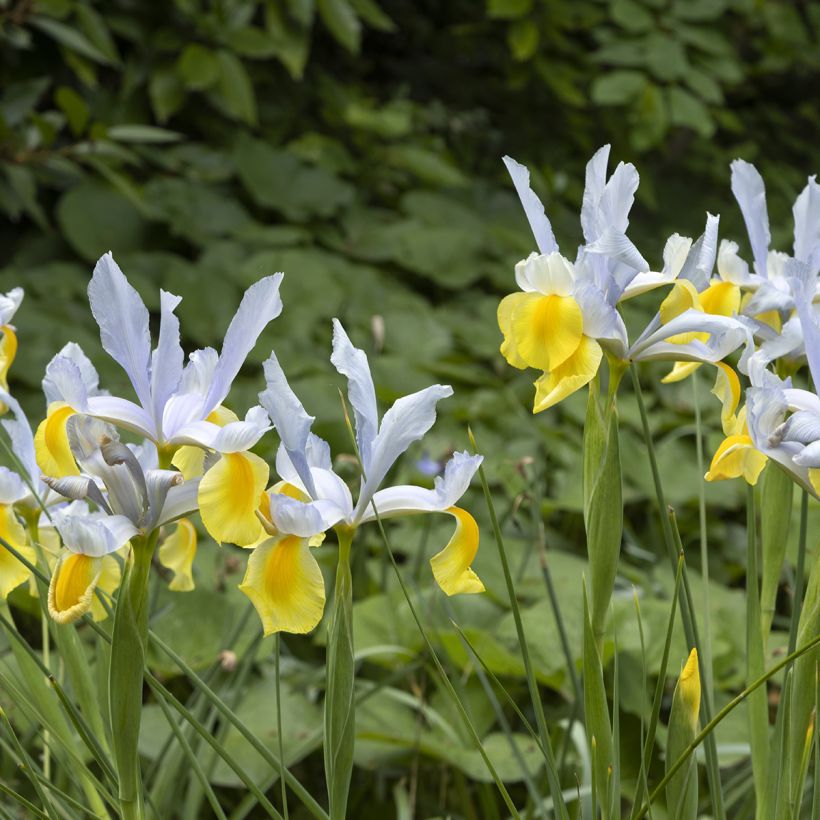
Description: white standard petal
xmin=87 ymin=252 xmax=153 ymax=410
xmin=331 ymin=320 xmax=379 ymax=469
xmin=598 ymin=159 xmax=640 ymax=236
xmin=793 ymin=175 xmax=820 ymax=266
xmin=790 ymin=265 xmax=820 ymax=390
xmin=0 ymin=287 xmax=23 ymax=326
xmin=502 ymin=155 xmax=558 ymax=255
xmin=358 ymin=451 xmax=482 ymax=522
xmin=730 ymin=160 xmax=771 ymax=278
xmin=581 ymin=144 xmax=611 ymax=242
xmin=84 ymin=395 xmax=156 ymax=441
xmin=573 ymin=282 xmax=628 ymax=358
xmin=170 ymin=407 xmax=270 ymax=453
xmin=259 ymin=351 xmax=317 ymax=496
xmin=353 ymin=384 xmax=453 ymax=521
xmin=202 ymin=274 xmax=284 ymax=415
xmin=717 ymin=240 xmax=753 ymax=285
xmin=43 ymin=343 xmax=103 ymax=405
xmin=150 ymin=290 xmax=184 ymax=429
xmin=583 ymin=227 xmax=648 ymax=274
xmin=518 ymin=252 xmax=576 ymax=296
xmin=0 ymin=390 xmax=38 ymax=485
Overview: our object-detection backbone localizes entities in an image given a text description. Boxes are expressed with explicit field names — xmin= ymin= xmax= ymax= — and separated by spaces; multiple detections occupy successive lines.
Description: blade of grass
xmin=275 ymin=635 xmax=289 ymax=820
xmin=470 ymin=427 xmax=568 ymax=819
xmin=630 ymin=554 xmax=683 ymax=820
xmin=630 ymin=363 xmax=725 ymax=820
xmin=788 ymin=490 xmax=810 ymax=655
xmin=0 ymin=780 xmax=50 ymax=820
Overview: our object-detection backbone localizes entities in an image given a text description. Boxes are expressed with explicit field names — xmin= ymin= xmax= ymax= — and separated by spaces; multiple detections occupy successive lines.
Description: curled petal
xmin=42 ymin=475 xmax=111 ymax=514
xmin=430 ymin=508 xmax=485 ymax=596
xmin=158 ymin=518 xmax=197 ymax=591
xmin=0 ymin=504 xmax=35 ymax=599
xmin=35 ymin=403 xmax=79 ymax=478
xmin=198 ymin=452 xmax=269 ymax=546
xmin=239 ymin=535 xmax=326 ymax=635
xmin=704 ymin=435 xmax=767 ymax=485
xmin=532 ymin=336 xmax=602 ymax=413
xmin=0 ymin=325 xmax=17 ymax=395
xmin=48 ymin=552 xmax=103 ymax=624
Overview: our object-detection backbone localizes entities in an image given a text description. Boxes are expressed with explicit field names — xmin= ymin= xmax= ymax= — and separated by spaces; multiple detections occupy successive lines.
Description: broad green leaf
xmin=487 ymin=0 xmax=533 ymax=19
xmin=177 ymin=44 xmax=221 ymax=90
xmin=317 ymin=0 xmax=361 ymax=52
xmin=54 ymin=85 xmax=89 ymax=135
xmin=210 ymin=50 xmax=257 ymax=125
xmin=591 ymin=69 xmax=647 ymax=105
xmin=667 ymin=85 xmax=715 ymax=137
xmin=148 ymin=67 xmax=185 ymax=123
xmin=29 ymin=15 xmax=111 ymax=64
xmin=507 ymin=19 xmax=539 ymax=61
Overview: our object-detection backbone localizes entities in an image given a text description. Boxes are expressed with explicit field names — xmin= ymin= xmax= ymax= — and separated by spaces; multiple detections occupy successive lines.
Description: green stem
xmin=275 ymin=635 xmax=289 ymax=820
xmin=788 ymin=490 xmax=809 ymax=656
xmin=692 ymin=369 xmax=713 ymax=696
xmin=109 ymin=531 xmax=158 ymax=820
xmin=629 ymin=363 xmax=725 ymax=820
xmin=634 ymin=632 xmax=820 ymax=819
xmin=325 ymin=527 xmax=356 ymax=820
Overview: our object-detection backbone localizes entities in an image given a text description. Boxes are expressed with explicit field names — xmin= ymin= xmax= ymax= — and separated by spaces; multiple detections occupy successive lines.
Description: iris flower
xmin=43 ymin=415 xmax=197 ymax=622
xmin=200 ymin=320 xmax=484 ymax=636
xmin=498 ymin=147 xmax=750 ymax=411
xmin=46 ymin=253 xmax=282 ymax=460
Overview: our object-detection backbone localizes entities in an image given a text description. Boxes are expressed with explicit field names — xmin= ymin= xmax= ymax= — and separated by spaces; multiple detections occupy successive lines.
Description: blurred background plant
xmin=1 ymin=0 xmax=819 ymax=816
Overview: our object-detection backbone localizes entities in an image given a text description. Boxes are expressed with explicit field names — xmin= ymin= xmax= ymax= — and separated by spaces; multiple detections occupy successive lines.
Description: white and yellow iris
xmin=498 ymin=252 xmax=604 ymax=412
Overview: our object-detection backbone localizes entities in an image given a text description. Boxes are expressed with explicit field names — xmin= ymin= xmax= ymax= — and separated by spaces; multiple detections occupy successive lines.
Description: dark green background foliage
xmin=1 ymin=0 xmax=819 ymax=815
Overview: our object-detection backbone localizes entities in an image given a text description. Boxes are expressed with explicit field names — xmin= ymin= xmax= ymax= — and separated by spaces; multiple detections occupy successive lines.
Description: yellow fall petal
xmin=198 ymin=451 xmax=269 ymax=546
xmin=661 ymin=361 xmax=702 ymax=384
xmin=809 ymin=469 xmax=820 ymax=497
xmin=172 ymin=446 xmax=206 ymax=480
xmin=48 ymin=552 xmax=102 ymax=624
xmin=498 ymin=292 xmax=584 ymax=372
xmin=34 ymin=402 xmax=79 ymax=478
xmin=0 ymin=504 xmax=34 ymax=599
xmin=207 ymin=405 xmax=240 ymax=425
xmin=532 ymin=335 xmax=603 ymax=413
xmin=158 ymin=518 xmax=198 ymax=591
xmin=660 ymin=280 xmax=701 ymax=324
xmin=710 ymin=362 xmax=742 ymax=435
xmin=90 ymin=555 xmax=122 ymax=621
xmin=755 ymin=310 xmax=782 ymax=333
xmin=430 ymin=507 xmax=485 ymax=595
xmin=699 ymin=281 xmax=741 ymax=317
xmin=0 ymin=325 xmax=18 ymax=393
xmin=678 ymin=648 xmax=701 ymax=730
xmin=239 ymin=535 xmax=326 ymax=635
xmin=704 ymin=434 xmax=767 ymax=485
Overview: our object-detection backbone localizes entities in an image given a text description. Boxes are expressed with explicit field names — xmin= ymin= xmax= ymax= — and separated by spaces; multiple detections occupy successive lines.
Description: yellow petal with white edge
xmin=430 ymin=507 xmax=485 ymax=595
xmin=710 ymin=362 xmax=742 ymax=435
xmin=699 ymin=281 xmax=740 ymax=317
xmin=660 ymin=280 xmax=702 ymax=324
xmin=239 ymin=535 xmax=326 ymax=635
xmin=704 ymin=434 xmax=767 ymax=485
xmin=505 ymin=292 xmax=584 ymax=372
xmin=48 ymin=552 xmax=103 ymax=624
xmin=207 ymin=405 xmax=240 ymax=425
xmin=0 ymin=504 xmax=35 ymax=599
xmin=498 ymin=293 xmax=530 ymax=369
xmin=172 ymin=446 xmax=206 ymax=480
xmin=158 ymin=518 xmax=197 ymax=591
xmin=198 ymin=451 xmax=269 ymax=546
xmin=532 ymin=336 xmax=603 ymax=413
xmin=0 ymin=325 xmax=18 ymax=394
xmin=90 ymin=555 xmax=122 ymax=621
xmin=34 ymin=402 xmax=79 ymax=477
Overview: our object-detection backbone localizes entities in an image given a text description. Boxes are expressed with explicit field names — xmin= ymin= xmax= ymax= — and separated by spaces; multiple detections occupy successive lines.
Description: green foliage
xmin=2 ymin=0 xmax=820 ymax=816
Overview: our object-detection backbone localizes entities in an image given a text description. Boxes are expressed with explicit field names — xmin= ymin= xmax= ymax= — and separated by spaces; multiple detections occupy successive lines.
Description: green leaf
xmin=760 ymin=466 xmax=793 ymax=640
xmin=29 ymin=15 xmax=111 ymax=64
xmin=177 ymin=44 xmax=221 ymax=90
xmin=350 ymin=0 xmax=395 ymax=31
xmin=223 ymin=26 xmax=280 ymax=59
xmin=611 ymin=0 xmax=654 ymax=32
xmin=148 ymin=66 xmax=185 ymax=124
xmin=210 ymin=50 xmax=257 ymax=125
xmin=487 ymin=0 xmax=533 ymax=20
xmin=383 ymin=144 xmax=467 ymax=187
xmin=667 ymin=85 xmax=715 ymax=136
xmin=4 ymin=164 xmax=48 ymax=227
xmin=56 ymin=180 xmax=149 ymax=261
xmin=507 ymin=19 xmax=539 ymax=61
xmin=591 ymin=69 xmax=647 ymax=105
xmin=74 ymin=3 xmax=120 ymax=64
xmin=54 ymin=85 xmax=89 ymax=135
xmin=318 ymin=0 xmax=361 ymax=52
xmin=234 ymin=136 xmax=354 ymax=221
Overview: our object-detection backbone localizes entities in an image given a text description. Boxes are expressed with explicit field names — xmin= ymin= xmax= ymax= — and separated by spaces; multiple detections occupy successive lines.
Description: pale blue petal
xmin=730 ymin=160 xmax=771 ymax=277
xmin=502 ymin=155 xmax=558 ymax=255
xmin=158 ymin=479 xmax=200 ymax=526
xmin=581 ymin=145 xmax=611 ymax=243
xmin=330 ymin=319 xmax=378 ymax=469
xmin=0 ymin=390 xmax=37 ymax=485
xmin=259 ymin=350 xmax=316 ymax=496
xmin=267 ymin=493 xmax=347 ymax=537
xmin=792 ymin=175 xmax=820 ymax=266
xmin=0 ymin=288 xmax=23 ymax=325
xmin=87 ymin=253 xmax=153 ymax=410
xmin=353 ymin=384 xmax=453 ymax=521
xmin=43 ymin=343 xmax=103 ymax=405
xmin=150 ymin=290 xmax=184 ymax=428
xmin=203 ymin=273 xmax=284 ymax=414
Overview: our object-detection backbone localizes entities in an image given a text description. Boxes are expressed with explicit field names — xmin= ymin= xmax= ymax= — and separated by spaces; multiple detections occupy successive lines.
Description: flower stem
xmin=275 ymin=634 xmax=289 ymax=820
xmin=325 ymin=527 xmax=356 ymax=820
xmin=109 ymin=531 xmax=158 ymax=820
